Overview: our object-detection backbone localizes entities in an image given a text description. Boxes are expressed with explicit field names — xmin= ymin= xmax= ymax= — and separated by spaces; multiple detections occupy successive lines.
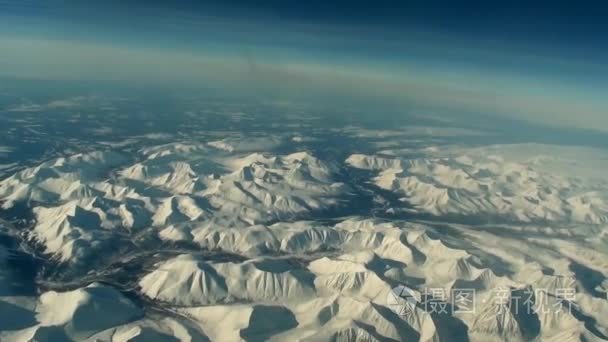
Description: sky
xmin=1 ymin=1 xmax=607 ymax=132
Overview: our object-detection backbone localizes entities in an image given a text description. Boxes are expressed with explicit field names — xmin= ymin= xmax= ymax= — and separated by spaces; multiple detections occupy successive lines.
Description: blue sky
xmin=1 ymin=1 xmax=607 ymax=132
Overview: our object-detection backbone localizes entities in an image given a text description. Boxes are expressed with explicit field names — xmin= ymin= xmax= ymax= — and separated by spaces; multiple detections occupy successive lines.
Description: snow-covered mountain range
xmin=1 ymin=141 xmax=607 ymax=341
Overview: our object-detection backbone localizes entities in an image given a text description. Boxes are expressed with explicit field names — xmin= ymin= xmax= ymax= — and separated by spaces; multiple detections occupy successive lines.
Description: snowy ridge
xmin=347 ymin=146 xmax=608 ymax=224
xmin=0 ymin=144 xmax=351 ymax=266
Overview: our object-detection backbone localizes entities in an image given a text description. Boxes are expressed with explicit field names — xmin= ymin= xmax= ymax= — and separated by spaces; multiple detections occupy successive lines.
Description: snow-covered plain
xmin=1 ymin=138 xmax=607 ymax=342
